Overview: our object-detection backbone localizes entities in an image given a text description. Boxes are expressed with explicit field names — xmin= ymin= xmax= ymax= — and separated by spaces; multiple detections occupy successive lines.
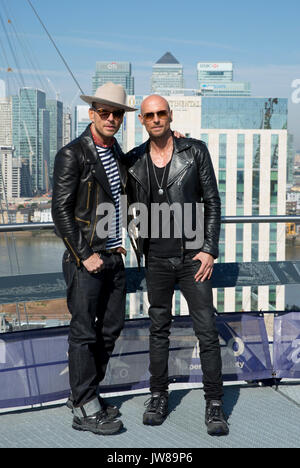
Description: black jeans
xmin=145 ymin=254 xmax=223 ymax=401
xmin=62 ymin=251 xmax=126 ymax=407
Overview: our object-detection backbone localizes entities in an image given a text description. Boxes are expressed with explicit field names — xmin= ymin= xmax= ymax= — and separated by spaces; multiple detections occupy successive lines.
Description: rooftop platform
xmin=1 ymin=382 xmax=300 ymax=448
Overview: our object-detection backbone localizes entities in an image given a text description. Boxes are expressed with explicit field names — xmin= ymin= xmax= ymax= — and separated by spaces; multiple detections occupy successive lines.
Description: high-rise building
xmin=0 ymin=80 xmax=5 ymax=98
xmin=39 ymin=108 xmax=50 ymax=192
xmin=0 ymin=146 xmax=21 ymax=200
xmin=124 ymin=95 xmax=288 ymax=317
xmin=46 ymin=99 xmax=63 ymax=178
xmin=151 ymin=52 xmax=184 ymax=95
xmin=12 ymin=88 xmax=50 ymax=194
xmin=74 ymin=105 xmax=90 ymax=138
xmin=0 ymin=97 xmax=12 ymax=146
xmin=63 ymin=111 xmax=72 ymax=146
xmin=197 ymin=62 xmax=251 ymax=97
xmin=92 ymin=61 xmax=134 ymax=95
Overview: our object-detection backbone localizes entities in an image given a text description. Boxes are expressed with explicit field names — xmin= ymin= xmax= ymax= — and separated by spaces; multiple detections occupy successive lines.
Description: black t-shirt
xmin=147 ymin=152 xmax=182 ymax=258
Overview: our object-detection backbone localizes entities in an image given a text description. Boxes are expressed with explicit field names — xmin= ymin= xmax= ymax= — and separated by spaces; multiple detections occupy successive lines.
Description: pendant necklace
xmin=151 ymin=157 xmax=169 ymax=196
xmin=150 ymin=143 xmax=173 ymax=196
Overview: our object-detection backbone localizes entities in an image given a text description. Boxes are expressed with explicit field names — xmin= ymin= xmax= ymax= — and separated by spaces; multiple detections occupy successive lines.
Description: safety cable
xmin=26 ymin=0 xmax=84 ymax=94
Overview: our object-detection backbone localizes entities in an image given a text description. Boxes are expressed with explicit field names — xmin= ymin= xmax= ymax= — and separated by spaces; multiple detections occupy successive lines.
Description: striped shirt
xmin=96 ymin=145 xmax=122 ymax=250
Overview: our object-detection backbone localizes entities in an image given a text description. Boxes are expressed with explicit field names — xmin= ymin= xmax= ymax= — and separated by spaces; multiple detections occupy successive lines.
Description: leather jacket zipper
xmin=86 ymin=181 xmax=92 ymax=209
xmin=167 ymin=161 xmax=192 ymax=188
xmin=75 ymin=216 xmax=91 ymax=226
xmin=64 ymin=237 xmax=80 ymax=267
xmin=90 ymin=184 xmax=99 ymax=246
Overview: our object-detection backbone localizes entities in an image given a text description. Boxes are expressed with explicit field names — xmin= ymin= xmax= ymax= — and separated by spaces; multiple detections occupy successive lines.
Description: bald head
xmin=141 ymin=95 xmax=171 ymax=115
xmin=139 ymin=94 xmax=173 ymax=140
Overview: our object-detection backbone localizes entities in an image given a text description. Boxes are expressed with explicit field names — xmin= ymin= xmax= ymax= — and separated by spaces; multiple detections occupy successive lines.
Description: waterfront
xmin=0 ymin=233 xmax=299 ymax=308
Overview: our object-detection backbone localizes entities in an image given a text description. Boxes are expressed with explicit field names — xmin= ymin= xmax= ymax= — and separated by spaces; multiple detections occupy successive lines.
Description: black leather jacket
xmin=126 ymin=136 xmax=221 ymax=260
xmin=51 ymin=125 xmax=128 ymax=266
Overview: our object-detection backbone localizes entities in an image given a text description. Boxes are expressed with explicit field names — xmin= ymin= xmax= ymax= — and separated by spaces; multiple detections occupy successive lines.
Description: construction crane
xmin=46 ymin=77 xmax=60 ymax=101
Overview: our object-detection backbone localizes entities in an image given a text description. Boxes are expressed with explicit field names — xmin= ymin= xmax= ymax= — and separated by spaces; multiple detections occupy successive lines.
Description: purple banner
xmin=101 ymin=314 xmax=273 ymax=390
xmin=0 ymin=313 xmax=273 ymax=409
xmin=273 ymin=312 xmax=300 ymax=379
xmin=0 ymin=327 xmax=69 ymax=409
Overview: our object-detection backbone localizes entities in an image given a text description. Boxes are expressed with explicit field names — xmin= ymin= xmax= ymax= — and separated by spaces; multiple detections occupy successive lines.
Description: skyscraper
xmin=0 ymin=146 xmax=21 ymax=200
xmin=74 ymin=105 xmax=90 ymax=138
xmin=0 ymin=97 xmax=12 ymax=146
xmin=197 ymin=62 xmax=251 ymax=97
xmin=46 ymin=99 xmax=63 ymax=178
xmin=12 ymin=88 xmax=50 ymax=194
xmin=151 ymin=52 xmax=184 ymax=95
xmin=0 ymin=80 xmax=5 ymax=98
xmin=63 ymin=111 xmax=72 ymax=146
xmin=92 ymin=62 xmax=134 ymax=94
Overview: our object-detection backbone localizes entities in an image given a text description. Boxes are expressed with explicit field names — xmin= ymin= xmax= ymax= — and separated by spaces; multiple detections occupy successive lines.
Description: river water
xmin=0 ymin=233 xmax=299 ymax=307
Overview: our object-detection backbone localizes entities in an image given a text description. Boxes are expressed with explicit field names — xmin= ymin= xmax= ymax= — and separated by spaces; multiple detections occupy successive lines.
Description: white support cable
xmin=26 ymin=0 xmax=84 ymax=95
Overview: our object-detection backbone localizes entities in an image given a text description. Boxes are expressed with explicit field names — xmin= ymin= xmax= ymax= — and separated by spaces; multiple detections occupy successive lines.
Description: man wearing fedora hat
xmin=52 ymin=82 xmax=137 ymax=435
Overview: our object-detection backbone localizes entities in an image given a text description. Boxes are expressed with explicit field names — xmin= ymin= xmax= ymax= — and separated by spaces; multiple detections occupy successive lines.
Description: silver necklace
xmin=150 ymin=141 xmax=173 ymax=196
xmin=150 ymin=157 xmax=169 ymax=196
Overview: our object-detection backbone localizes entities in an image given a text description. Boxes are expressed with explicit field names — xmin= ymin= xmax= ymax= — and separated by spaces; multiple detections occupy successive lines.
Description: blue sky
xmin=1 ymin=0 xmax=300 ymax=147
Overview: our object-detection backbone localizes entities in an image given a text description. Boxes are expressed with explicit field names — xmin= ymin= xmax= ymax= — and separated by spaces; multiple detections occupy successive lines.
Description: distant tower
xmin=151 ymin=52 xmax=184 ymax=95
xmin=12 ymin=88 xmax=50 ymax=194
xmin=0 ymin=79 xmax=6 ymax=98
xmin=197 ymin=62 xmax=251 ymax=96
xmin=46 ymin=99 xmax=63 ymax=176
xmin=92 ymin=62 xmax=134 ymax=95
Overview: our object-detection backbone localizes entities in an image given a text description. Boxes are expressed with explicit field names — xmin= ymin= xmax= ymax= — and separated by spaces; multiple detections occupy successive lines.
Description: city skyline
xmin=0 ymin=0 xmax=299 ymax=147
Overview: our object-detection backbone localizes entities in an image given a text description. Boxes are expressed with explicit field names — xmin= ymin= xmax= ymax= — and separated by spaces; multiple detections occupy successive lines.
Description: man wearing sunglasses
xmin=52 ymin=82 xmax=137 ymax=436
xmin=126 ymin=94 xmax=229 ymax=436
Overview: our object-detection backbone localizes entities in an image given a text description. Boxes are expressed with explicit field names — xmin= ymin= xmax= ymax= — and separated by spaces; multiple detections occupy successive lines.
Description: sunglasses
xmin=142 ymin=110 xmax=170 ymax=122
xmin=92 ymin=107 xmax=125 ymax=120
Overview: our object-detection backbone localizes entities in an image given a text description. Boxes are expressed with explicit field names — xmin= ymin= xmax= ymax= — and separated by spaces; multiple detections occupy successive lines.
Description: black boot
xmin=205 ymin=400 xmax=229 ymax=436
xmin=143 ymin=392 xmax=169 ymax=426
xmin=72 ymin=398 xmax=123 ymax=436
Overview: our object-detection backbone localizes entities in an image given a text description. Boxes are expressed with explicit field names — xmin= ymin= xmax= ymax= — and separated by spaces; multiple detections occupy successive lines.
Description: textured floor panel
xmin=275 ymin=383 xmax=300 ymax=407
xmin=1 ymin=385 xmax=300 ymax=448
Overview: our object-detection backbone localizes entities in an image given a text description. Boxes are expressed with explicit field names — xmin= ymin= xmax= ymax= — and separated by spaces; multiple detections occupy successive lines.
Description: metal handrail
xmin=0 ymin=216 xmax=300 ymax=233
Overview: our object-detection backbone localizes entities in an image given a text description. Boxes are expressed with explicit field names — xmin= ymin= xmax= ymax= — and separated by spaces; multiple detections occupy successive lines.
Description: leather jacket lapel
xmin=167 ymin=137 xmax=193 ymax=187
xmin=114 ymin=142 xmax=127 ymax=190
xmin=93 ymin=158 xmax=115 ymax=201
xmin=80 ymin=126 xmax=117 ymax=202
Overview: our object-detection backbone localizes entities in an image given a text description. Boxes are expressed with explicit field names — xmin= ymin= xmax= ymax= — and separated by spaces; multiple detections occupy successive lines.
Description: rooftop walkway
xmin=1 ymin=382 xmax=300 ymax=448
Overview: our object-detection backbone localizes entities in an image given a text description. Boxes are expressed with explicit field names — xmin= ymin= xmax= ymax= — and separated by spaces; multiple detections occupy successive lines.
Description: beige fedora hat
xmin=80 ymin=82 xmax=137 ymax=112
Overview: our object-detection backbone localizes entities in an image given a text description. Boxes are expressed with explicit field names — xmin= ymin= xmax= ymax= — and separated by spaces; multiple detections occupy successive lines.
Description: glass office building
xmin=199 ymin=97 xmax=288 ymax=313
xmin=201 ymin=97 xmax=288 ymax=130
xmin=197 ymin=62 xmax=234 ymax=83
xmin=46 ymin=100 xmax=63 ymax=178
xmin=92 ymin=61 xmax=134 ymax=95
xmin=12 ymin=88 xmax=50 ymax=194
xmin=200 ymin=82 xmax=251 ymax=97
xmin=197 ymin=62 xmax=251 ymax=97
xmin=151 ymin=52 xmax=184 ymax=95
